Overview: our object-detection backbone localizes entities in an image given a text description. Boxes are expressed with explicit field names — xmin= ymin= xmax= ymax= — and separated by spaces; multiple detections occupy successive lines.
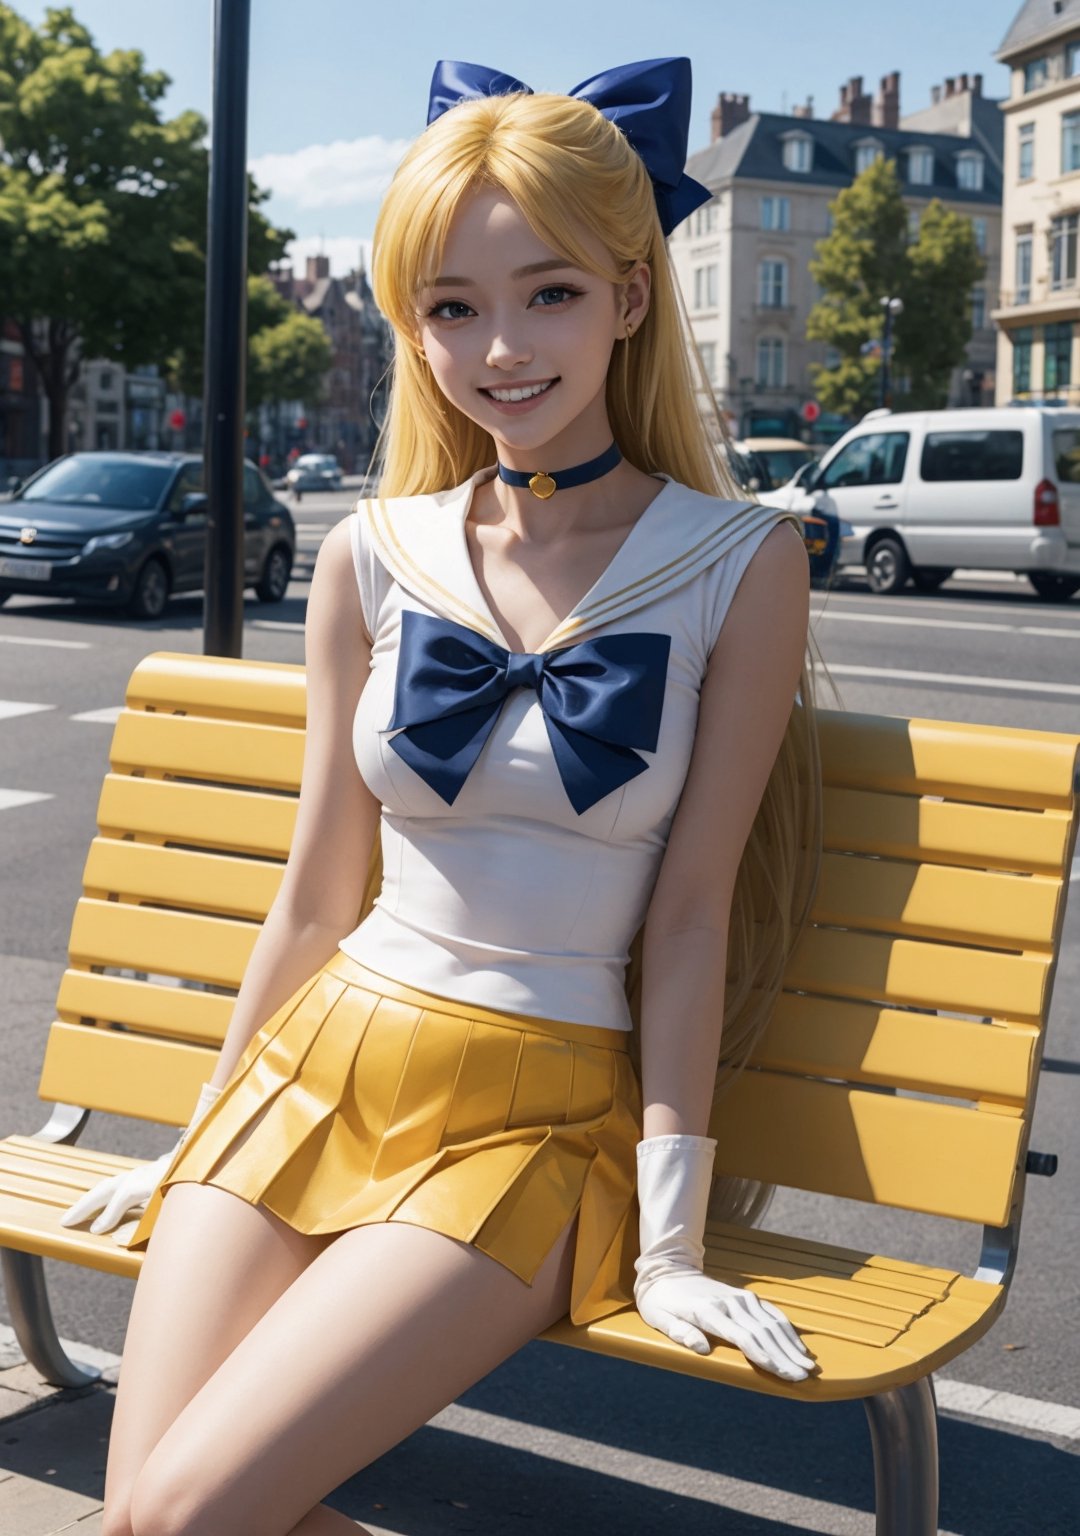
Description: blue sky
xmin=22 ymin=0 xmax=1021 ymax=276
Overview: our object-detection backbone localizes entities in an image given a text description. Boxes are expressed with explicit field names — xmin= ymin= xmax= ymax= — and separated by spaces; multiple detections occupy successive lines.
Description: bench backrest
xmin=44 ymin=652 xmax=1079 ymax=1242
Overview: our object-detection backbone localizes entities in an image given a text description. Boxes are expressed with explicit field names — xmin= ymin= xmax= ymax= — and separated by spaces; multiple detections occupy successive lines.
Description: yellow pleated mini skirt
xmin=124 ymin=951 xmax=644 ymax=1327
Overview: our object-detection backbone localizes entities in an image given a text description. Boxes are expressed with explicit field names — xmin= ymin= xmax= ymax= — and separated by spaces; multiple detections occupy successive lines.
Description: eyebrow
xmin=426 ymin=259 xmax=582 ymax=289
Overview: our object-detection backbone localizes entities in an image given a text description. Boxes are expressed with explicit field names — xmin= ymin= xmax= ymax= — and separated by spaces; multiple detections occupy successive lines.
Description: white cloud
xmin=284 ymin=234 xmax=374 ymax=280
xmin=249 ymin=134 xmax=412 ymax=210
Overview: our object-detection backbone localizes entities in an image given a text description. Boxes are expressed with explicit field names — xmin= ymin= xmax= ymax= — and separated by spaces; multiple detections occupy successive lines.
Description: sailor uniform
xmin=124 ymin=466 xmax=800 ymax=1326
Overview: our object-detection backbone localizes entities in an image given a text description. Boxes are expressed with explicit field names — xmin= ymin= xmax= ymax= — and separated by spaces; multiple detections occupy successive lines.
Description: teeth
xmin=486 ymin=381 xmax=552 ymax=403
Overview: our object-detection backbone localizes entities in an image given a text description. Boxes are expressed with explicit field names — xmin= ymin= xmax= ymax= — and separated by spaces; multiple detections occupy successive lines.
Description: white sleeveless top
xmin=337 ymin=465 xmax=799 ymax=1032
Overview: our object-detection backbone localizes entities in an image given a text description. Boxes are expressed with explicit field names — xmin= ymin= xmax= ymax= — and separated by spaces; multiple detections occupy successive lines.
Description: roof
xmin=687 ymin=112 xmax=1002 ymax=203
xmin=996 ymin=0 xmax=1080 ymax=60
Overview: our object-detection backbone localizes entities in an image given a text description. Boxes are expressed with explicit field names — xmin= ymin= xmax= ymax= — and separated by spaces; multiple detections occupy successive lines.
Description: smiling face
xmin=415 ymin=185 xmax=650 ymax=468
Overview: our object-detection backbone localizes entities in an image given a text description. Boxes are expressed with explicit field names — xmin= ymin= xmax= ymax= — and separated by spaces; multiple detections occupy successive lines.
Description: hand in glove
xmin=58 ymin=1080 xmax=224 ymax=1239
xmin=634 ymin=1133 xmax=817 ymax=1382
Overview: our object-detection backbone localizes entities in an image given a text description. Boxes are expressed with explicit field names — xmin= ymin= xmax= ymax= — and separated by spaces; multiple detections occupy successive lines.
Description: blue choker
xmin=496 ymin=441 xmax=622 ymax=500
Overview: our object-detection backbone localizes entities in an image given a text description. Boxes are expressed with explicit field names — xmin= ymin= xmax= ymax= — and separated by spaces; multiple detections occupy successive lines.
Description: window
xmin=1024 ymin=56 xmax=1049 ymax=93
xmin=855 ymin=141 xmax=883 ymax=174
xmin=1012 ymin=326 xmax=1033 ymax=393
xmin=693 ymin=264 xmax=718 ymax=309
xmin=99 ymin=370 xmax=114 ymax=392
xmin=756 ymin=336 xmax=786 ymax=387
xmin=1051 ymin=212 xmax=1079 ymax=288
xmin=824 ymin=205 xmax=834 ymax=234
xmin=758 ymin=258 xmax=788 ymax=307
xmin=1044 ymin=320 xmax=1073 ymax=391
xmin=1069 ymin=41 xmax=1080 ymax=78
xmin=782 ymin=135 xmax=812 ymax=173
xmin=971 ymin=216 xmax=988 ymax=253
xmin=761 ymin=195 xmax=790 ymax=231
xmin=1063 ymin=111 xmax=1080 ymax=174
xmin=1016 ymin=232 xmax=1033 ymax=302
xmin=956 ymin=151 xmax=984 ymax=190
xmin=971 ymin=287 xmax=986 ymax=329
xmin=919 ymin=430 xmax=1024 ymax=482
xmin=166 ymin=461 xmax=205 ymax=514
xmin=908 ymin=208 xmax=921 ymax=244
xmin=243 ymin=462 xmax=273 ymax=509
xmin=1052 ymin=427 xmax=1080 ymax=479
xmin=819 ymin=432 xmax=910 ymax=489
xmin=908 ymin=147 xmax=933 ymax=184
xmin=1018 ymin=122 xmax=1035 ymax=180
xmin=693 ymin=201 xmax=719 ymax=237
xmin=697 ymin=341 xmax=717 ymax=385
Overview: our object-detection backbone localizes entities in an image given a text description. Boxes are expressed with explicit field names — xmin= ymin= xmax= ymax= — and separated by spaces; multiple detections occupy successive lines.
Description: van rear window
xmin=1052 ymin=429 xmax=1080 ymax=482
xmin=919 ymin=431 xmax=1024 ymax=482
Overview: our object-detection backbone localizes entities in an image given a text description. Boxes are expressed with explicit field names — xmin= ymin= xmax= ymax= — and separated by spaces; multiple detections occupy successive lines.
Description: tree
xmin=805 ymin=156 xmax=984 ymax=417
xmin=0 ymin=4 xmax=291 ymax=456
xmin=249 ymin=305 xmax=333 ymax=452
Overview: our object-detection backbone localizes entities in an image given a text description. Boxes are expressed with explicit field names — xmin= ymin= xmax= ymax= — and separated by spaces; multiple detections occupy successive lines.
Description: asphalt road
xmin=1 ymin=479 xmax=1078 ymax=1532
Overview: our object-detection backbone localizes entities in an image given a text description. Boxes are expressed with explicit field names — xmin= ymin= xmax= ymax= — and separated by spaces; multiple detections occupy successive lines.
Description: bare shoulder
xmin=306 ymin=509 xmax=370 ymax=648
xmin=716 ymin=516 xmax=809 ymax=653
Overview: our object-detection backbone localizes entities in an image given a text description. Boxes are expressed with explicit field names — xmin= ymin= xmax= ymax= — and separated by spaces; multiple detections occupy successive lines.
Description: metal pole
xmin=880 ymin=303 xmax=893 ymax=410
xmin=202 ymin=0 xmax=251 ymax=657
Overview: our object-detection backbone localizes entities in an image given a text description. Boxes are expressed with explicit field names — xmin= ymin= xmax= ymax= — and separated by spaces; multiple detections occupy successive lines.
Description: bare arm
xmin=638 ymin=521 xmax=810 ymax=1139
xmin=209 ymin=515 xmax=383 ymax=1090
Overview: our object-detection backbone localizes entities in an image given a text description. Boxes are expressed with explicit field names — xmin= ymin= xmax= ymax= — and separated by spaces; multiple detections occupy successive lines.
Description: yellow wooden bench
xmin=1 ymin=650 xmax=1076 ymax=1536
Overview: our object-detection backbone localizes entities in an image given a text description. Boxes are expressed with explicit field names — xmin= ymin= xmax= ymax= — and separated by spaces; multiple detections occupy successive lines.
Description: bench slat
xmin=818 ymin=711 xmax=1080 ymax=810
xmin=786 ymin=926 xmax=1050 ymax=1023
xmin=822 ymin=786 xmax=1073 ymax=874
xmin=713 ymin=1070 xmax=1024 ymax=1224
xmin=38 ymin=1023 xmax=217 ymax=1125
xmin=813 ymin=852 xmax=1061 ymax=951
xmin=110 ymin=711 xmax=305 ymax=791
xmin=125 ymin=651 xmax=306 ymax=723
xmin=68 ymin=898 xmax=257 ymax=988
xmin=56 ymin=969 xmax=234 ymax=1044
xmin=97 ymin=775 xmax=296 ymax=857
xmin=82 ymin=838 xmax=285 ymax=921
xmin=752 ymin=994 xmax=1037 ymax=1104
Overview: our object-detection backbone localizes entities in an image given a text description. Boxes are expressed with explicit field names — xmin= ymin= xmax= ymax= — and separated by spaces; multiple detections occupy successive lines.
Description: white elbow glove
xmin=633 ymin=1133 xmax=817 ymax=1381
xmin=58 ymin=1080 xmax=224 ymax=1241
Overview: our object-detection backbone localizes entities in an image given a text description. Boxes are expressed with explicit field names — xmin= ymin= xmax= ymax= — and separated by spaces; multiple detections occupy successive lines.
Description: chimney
xmin=831 ymin=74 xmax=872 ymax=125
xmin=306 ymin=254 xmax=330 ymax=281
xmin=711 ymin=91 xmax=750 ymax=140
xmin=944 ymin=76 xmax=956 ymax=98
xmin=792 ymin=95 xmax=815 ymax=119
xmin=873 ymin=70 xmax=900 ymax=130
xmin=972 ymin=72 xmax=983 ymax=97
xmin=931 ymin=84 xmax=941 ymax=105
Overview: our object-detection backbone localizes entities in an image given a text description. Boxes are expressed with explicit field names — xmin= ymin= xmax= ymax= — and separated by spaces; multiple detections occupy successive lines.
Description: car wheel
xmin=1029 ymin=571 xmax=1080 ymax=601
xmin=865 ymin=535 xmax=911 ymax=595
xmin=126 ymin=557 xmax=170 ymax=620
xmin=254 ymin=544 xmax=293 ymax=602
xmin=911 ymin=567 xmax=953 ymax=592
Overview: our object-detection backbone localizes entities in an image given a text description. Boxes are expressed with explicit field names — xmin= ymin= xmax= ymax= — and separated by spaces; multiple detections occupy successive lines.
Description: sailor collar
xmin=360 ymin=465 xmax=799 ymax=654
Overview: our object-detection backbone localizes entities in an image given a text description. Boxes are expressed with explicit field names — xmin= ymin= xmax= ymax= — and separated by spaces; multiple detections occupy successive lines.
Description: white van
xmin=758 ymin=406 xmax=1080 ymax=599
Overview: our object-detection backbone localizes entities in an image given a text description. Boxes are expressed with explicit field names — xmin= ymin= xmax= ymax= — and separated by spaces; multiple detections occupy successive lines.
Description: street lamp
xmin=879 ymin=295 xmax=903 ymax=409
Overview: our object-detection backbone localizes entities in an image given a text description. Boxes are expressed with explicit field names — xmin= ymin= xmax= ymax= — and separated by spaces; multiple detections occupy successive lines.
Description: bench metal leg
xmin=862 ymin=1375 xmax=939 ymax=1536
xmin=0 ymin=1246 xmax=102 ymax=1388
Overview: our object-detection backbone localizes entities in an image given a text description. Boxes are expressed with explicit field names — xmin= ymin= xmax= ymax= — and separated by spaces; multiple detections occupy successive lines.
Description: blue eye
xmin=532 ymin=285 xmax=583 ymax=307
xmin=427 ymin=299 xmax=475 ymax=320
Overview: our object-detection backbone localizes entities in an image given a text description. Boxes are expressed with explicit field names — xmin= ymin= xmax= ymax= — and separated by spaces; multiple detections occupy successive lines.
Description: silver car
xmin=285 ymin=453 xmax=343 ymax=492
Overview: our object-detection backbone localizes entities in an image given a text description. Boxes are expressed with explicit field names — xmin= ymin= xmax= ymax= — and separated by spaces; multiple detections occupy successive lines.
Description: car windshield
xmin=297 ymin=455 xmax=334 ymax=468
xmin=22 ymin=456 xmax=172 ymax=511
xmin=759 ymin=449 xmax=813 ymax=484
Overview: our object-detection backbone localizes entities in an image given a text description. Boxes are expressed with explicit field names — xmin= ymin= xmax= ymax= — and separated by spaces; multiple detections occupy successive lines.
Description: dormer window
xmin=956 ymin=150 xmax=984 ymax=190
xmin=854 ymin=138 xmax=884 ymax=175
xmin=781 ymin=131 xmax=813 ymax=173
xmin=908 ymin=146 xmax=934 ymax=185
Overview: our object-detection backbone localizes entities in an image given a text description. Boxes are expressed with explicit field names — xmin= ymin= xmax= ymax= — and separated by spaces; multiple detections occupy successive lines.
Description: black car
xmin=0 ymin=452 xmax=297 ymax=620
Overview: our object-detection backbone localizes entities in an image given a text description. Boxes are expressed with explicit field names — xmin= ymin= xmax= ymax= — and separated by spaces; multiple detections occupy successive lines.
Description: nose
xmin=485 ymin=314 xmax=533 ymax=371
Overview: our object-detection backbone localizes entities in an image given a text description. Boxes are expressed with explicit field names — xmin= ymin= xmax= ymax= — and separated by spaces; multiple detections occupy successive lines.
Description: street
xmin=1 ymin=480 xmax=1078 ymax=1533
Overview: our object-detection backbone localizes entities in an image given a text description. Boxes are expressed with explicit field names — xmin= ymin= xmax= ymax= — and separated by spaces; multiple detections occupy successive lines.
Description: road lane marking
xmin=0 ymin=787 xmax=52 ymax=810
xmin=0 ymin=700 xmax=53 ymax=720
xmin=817 ymin=662 xmax=1080 ymax=697
xmin=824 ymin=593 xmax=1080 ymax=625
xmin=0 ymin=634 xmax=91 ymax=648
xmin=812 ymin=610 xmax=1080 ymax=638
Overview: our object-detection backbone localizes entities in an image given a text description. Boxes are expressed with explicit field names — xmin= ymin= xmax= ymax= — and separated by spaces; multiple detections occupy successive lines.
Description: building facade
xmin=993 ymin=0 xmax=1080 ymax=404
xmin=269 ymin=254 xmax=392 ymax=470
xmin=669 ymin=71 xmax=1003 ymax=437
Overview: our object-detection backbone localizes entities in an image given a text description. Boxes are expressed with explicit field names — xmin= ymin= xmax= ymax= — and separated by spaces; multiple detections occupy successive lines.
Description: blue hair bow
xmin=427 ymin=57 xmax=711 ymax=238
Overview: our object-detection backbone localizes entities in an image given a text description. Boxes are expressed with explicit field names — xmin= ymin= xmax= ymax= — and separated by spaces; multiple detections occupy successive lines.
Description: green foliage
xmin=249 ymin=307 xmax=333 ymax=412
xmin=0 ymin=3 xmax=292 ymax=452
xmin=806 ymin=156 xmax=985 ymax=416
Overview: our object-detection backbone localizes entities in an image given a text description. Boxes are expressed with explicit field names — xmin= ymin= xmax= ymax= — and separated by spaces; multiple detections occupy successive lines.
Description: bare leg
xmin=128 ymin=1211 xmax=581 ymax=1536
xmin=102 ymin=1181 xmax=339 ymax=1536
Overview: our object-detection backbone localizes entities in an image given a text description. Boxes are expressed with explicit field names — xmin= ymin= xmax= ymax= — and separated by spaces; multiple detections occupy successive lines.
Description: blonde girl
xmin=70 ymin=56 xmax=824 ymax=1536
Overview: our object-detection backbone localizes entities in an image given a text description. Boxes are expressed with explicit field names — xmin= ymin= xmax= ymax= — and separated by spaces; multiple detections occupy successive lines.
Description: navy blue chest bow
xmin=383 ymin=611 xmax=671 ymax=814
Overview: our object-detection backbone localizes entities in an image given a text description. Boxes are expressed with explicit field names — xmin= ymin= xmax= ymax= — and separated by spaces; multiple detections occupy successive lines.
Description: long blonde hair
xmin=367 ymin=88 xmax=832 ymax=1228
